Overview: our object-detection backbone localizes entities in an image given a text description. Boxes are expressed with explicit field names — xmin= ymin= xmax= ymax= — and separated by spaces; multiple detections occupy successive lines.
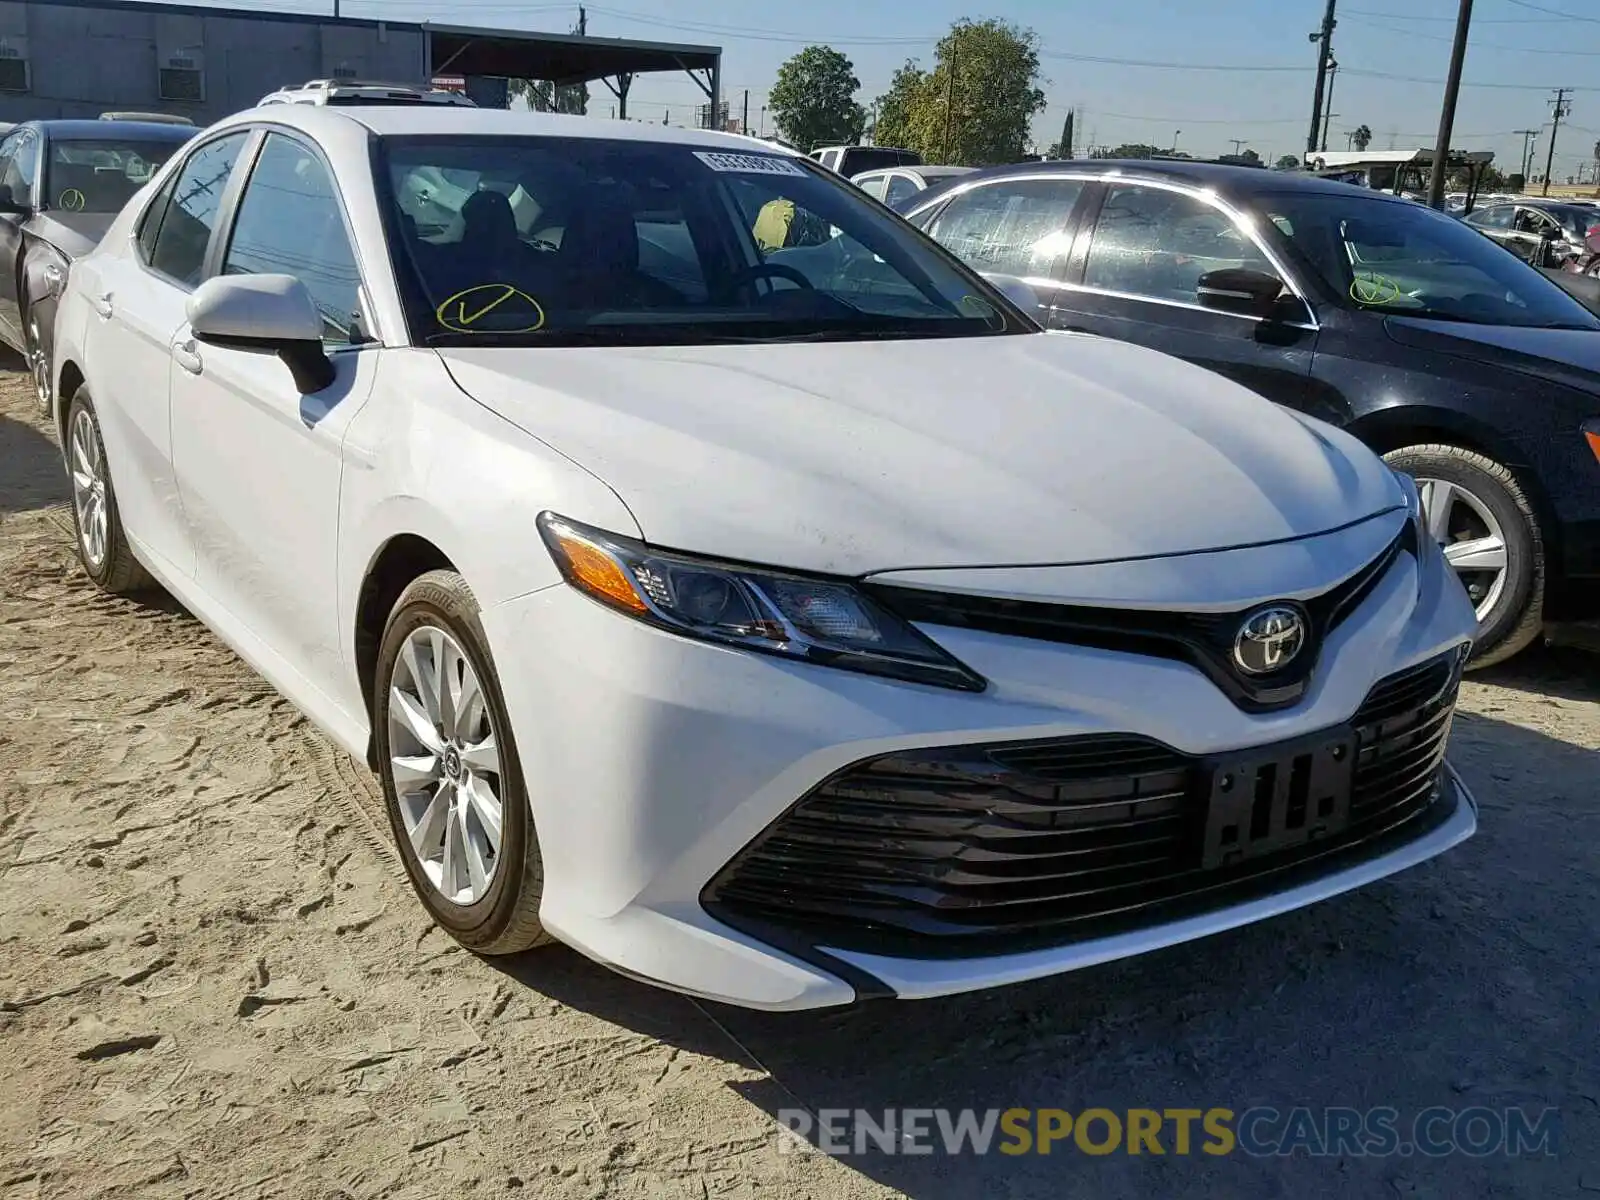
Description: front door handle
xmin=172 ymin=338 xmax=203 ymax=375
xmin=91 ymin=292 xmax=113 ymax=319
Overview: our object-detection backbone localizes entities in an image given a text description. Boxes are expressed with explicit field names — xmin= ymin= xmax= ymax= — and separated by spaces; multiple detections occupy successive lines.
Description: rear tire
xmin=1384 ymin=443 xmax=1544 ymax=668
xmin=65 ymin=390 xmax=153 ymax=595
xmin=373 ymin=569 xmax=552 ymax=955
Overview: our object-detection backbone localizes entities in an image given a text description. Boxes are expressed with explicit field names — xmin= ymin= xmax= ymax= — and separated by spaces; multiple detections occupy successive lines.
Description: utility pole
xmin=1427 ymin=0 xmax=1472 ymax=210
xmin=1515 ymin=128 xmax=1539 ymax=180
xmin=1321 ymin=61 xmax=1338 ymax=152
xmin=1229 ymin=138 xmax=1247 ymax=155
xmin=742 ymin=88 xmax=749 ymax=136
xmin=577 ymin=5 xmax=586 ymax=35
xmin=943 ymin=44 xmax=958 ymax=163
xmin=1306 ymin=0 xmax=1338 ymax=159
xmin=1172 ymin=129 xmax=1181 ymax=153
xmin=1061 ymin=109 xmax=1074 ymax=159
xmin=1543 ymin=87 xmax=1571 ymax=196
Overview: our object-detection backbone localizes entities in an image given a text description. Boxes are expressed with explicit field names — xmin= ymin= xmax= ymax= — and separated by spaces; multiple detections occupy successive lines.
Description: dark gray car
xmin=1463 ymin=200 xmax=1596 ymax=268
xmin=0 ymin=119 xmax=195 ymax=411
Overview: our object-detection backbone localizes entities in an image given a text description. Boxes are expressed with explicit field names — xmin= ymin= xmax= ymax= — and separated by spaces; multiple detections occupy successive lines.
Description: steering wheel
xmin=723 ymin=262 xmax=815 ymax=297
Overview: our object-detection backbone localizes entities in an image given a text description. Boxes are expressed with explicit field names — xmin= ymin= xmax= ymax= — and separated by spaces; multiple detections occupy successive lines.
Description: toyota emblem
xmin=1233 ymin=605 xmax=1307 ymax=675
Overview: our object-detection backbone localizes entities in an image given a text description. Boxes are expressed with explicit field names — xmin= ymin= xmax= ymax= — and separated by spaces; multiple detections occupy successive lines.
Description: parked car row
xmin=876 ymin=159 xmax=1600 ymax=668
xmin=42 ymin=105 xmax=1480 ymax=1010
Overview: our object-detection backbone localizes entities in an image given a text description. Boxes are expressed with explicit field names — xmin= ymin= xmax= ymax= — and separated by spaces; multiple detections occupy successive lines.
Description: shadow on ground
xmin=0 ymin=356 xmax=68 ymax=514
xmin=1474 ymin=643 xmax=1598 ymax=706
xmin=496 ymin=706 xmax=1598 ymax=1199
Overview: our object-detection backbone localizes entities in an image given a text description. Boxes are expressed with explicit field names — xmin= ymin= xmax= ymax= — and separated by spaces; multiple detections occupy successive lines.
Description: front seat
xmin=556 ymin=191 xmax=677 ymax=307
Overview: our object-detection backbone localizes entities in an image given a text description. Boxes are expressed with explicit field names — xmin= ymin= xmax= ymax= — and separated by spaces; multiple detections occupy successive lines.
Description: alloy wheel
xmin=68 ymin=407 xmax=108 ymax=569
xmin=388 ymin=624 xmax=504 ymax=905
xmin=27 ymin=315 xmax=49 ymax=412
xmin=1417 ymin=476 xmax=1509 ymax=621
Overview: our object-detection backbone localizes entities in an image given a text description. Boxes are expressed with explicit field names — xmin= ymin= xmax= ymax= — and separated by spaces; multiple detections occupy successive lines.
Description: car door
xmin=920 ymin=176 xmax=1092 ymax=324
xmin=169 ymin=129 xmax=378 ymax=700
xmin=81 ymin=130 xmax=252 ymax=579
xmin=1506 ymin=207 xmax=1558 ymax=265
xmin=1047 ymin=180 xmax=1319 ymax=411
xmin=0 ymin=128 xmax=39 ymax=341
xmin=883 ymin=172 xmax=922 ymax=211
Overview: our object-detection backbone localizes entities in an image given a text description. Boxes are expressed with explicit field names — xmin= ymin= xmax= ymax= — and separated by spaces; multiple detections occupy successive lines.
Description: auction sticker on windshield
xmin=694 ymin=151 xmax=807 ymax=177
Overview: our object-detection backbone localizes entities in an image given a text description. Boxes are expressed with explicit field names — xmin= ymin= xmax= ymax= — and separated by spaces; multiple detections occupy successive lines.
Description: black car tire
xmin=373 ymin=569 xmax=554 ymax=956
xmin=1384 ymin=444 xmax=1544 ymax=669
xmin=64 ymin=390 xmax=154 ymax=595
xmin=21 ymin=294 xmax=51 ymax=415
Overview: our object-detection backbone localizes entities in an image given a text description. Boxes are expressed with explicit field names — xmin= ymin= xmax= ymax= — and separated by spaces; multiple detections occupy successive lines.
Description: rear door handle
xmin=91 ymin=292 xmax=113 ymax=319
xmin=172 ymin=338 xmax=203 ymax=375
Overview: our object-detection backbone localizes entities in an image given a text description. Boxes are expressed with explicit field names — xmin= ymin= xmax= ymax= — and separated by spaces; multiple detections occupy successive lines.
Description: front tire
xmin=65 ymin=390 xmax=153 ymax=595
xmin=1384 ymin=444 xmax=1544 ymax=668
xmin=373 ymin=569 xmax=552 ymax=955
xmin=23 ymin=304 xmax=50 ymax=415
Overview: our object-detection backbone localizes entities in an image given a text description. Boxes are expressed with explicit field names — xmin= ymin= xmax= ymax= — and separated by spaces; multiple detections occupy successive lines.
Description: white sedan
xmin=52 ymin=105 xmax=1478 ymax=1011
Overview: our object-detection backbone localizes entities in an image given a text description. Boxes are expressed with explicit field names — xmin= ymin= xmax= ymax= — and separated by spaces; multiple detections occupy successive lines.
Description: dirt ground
xmin=1 ymin=363 xmax=1597 ymax=1200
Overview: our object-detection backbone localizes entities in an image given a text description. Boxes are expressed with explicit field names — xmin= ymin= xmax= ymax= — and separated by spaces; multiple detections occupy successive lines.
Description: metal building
xmin=0 ymin=0 xmax=721 ymax=126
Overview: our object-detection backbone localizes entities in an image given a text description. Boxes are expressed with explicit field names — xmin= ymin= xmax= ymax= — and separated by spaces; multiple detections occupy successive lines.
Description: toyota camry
xmin=51 ymin=106 xmax=1478 ymax=1009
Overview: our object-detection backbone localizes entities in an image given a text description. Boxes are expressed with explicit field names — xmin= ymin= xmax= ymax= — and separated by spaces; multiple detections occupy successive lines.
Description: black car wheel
xmin=24 ymin=306 xmax=50 ymax=415
xmin=373 ymin=569 xmax=553 ymax=955
xmin=1385 ymin=444 xmax=1544 ymax=668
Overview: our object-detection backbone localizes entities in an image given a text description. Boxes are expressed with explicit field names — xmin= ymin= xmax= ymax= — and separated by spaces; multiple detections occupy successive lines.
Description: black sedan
xmin=904 ymin=160 xmax=1600 ymax=666
xmin=0 ymin=119 xmax=195 ymax=411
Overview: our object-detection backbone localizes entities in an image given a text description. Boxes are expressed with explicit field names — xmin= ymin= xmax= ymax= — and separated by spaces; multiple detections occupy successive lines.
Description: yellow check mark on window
xmin=436 ymin=284 xmax=545 ymax=333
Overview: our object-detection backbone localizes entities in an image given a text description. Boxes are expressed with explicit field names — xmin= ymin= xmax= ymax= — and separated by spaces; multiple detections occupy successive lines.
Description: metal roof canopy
xmin=425 ymin=25 xmax=721 ymax=121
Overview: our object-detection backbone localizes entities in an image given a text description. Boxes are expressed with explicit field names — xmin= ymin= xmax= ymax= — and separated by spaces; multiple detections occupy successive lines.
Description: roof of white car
xmin=223 ymin=104 xmax=800 ymax=154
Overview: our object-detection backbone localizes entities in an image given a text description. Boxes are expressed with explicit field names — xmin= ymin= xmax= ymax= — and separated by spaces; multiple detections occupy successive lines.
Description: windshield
xmin=380 ymin=135 xmax=1027 ymax=346
xmin=1256 ymin=191 xmax=1600 ymax=329
xmin=45 ymin=138 xmax=187 ymax=214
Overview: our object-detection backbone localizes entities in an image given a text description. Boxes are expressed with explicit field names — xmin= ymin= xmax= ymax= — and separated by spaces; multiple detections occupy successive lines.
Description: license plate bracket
xmin=1201 ymin=729 xmax=1356 ymax=870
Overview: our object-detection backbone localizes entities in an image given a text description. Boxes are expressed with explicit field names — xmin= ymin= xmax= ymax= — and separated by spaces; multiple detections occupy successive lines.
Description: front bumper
xmin=484 ymin=528 xmax=1477 ymax=1011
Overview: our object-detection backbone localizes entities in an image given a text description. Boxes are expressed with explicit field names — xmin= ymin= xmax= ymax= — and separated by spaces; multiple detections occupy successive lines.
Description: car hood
xmin=28 ymin=211 xmax=116 ymax=259
xmin=438 ymin=333 xmax=1400 ymax=577
xmin=1384 ymin=315 xmax=1600 ymax=397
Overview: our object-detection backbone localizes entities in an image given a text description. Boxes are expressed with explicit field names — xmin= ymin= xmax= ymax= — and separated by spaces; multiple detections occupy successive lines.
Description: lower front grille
xmin=703 ymin=649 xmax=1465 ymax=958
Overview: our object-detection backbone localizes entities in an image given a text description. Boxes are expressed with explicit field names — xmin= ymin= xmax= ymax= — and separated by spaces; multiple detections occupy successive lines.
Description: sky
xmin=157 ymin=0 xmax=1600 ymax=178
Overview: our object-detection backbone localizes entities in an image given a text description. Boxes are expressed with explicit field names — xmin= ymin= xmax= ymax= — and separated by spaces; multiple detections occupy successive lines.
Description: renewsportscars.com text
xmin=776 ymin=1106 xmax=1560 ymax=1158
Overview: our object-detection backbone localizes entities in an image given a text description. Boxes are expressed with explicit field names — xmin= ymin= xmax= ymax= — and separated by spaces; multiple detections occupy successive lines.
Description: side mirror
xmin=1196 ymin=267 xmax=1287 ymax=318
xmin=186 ymin=273 xmax=335 ymax=394
xmin=0 ymin=183 xmax=30 ymax=216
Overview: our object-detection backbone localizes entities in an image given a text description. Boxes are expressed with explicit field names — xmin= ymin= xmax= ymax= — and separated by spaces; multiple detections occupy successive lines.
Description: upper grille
xmin=867 ymin=527 xmax=1407 ymax=713
xmin=703 ymin=649 xmax=1464 ymax=958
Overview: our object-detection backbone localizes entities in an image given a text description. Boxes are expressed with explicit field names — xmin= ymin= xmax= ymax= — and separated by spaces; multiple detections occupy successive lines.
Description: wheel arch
xmin=353 ymin=532 xmax=458 ymax=764
xmin=1346 ymin=404 xmax=1561 ymax=566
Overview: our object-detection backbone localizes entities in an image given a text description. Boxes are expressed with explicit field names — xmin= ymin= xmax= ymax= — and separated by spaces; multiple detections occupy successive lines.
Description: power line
xmin=1501 ymin=0 xmax=1600 ymax=22
xmin=1342 ymin=13 xmax=1600 ymax=53
xmin=1342 ymin=5 xmax=1564 ymax=19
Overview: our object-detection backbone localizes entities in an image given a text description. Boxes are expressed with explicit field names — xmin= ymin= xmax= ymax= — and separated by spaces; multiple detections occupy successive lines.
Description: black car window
xmin=1 ymin=131 xmax=37 ymax=203
xmin=1468 ymin=205 xmax=1513 ymax=231
xmin=149 ymin=132 xmax=248 ymax=287
xmin=45 ymin=138 xmax=186 ymax=215
xmin=1257 ymin=190 xmax=1599 ymax=328
xmin=1512 ymin=209 xmax=1553 ymax=235
xmin=927 ymin=178 xmax=1085 ymax=279
xmin=223 ymin=132 xmax=363 ymax=345
xmin=1084 ymin=184 xmax=1275 ymax=304
xmin=884 ymin=174 xmax=921 ymax=208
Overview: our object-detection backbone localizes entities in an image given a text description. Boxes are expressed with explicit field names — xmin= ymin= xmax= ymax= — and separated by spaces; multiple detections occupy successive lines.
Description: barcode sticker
xmin=693 ymin=151 xmax=807 ymax=177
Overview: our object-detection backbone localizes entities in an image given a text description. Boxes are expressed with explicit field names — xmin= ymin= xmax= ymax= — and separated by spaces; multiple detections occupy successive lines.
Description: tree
xmin=905 ymin=19 xmax=1046 ymax=165
xmin=872 ymin=60 xmax=926 ymax=150
xmin=769 ymin=46 xmax=866 ymax=151
xmin=1352 ymin=124 xmax=1373 ymax=152
xmin=1091 ymin=143 xmax=1163 ymax=159
xmin=1276 ymin=154 xmax=1301 ymax=170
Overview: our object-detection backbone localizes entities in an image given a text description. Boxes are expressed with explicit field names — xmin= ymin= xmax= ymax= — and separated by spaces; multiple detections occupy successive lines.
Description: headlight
xmin=537 ymin=513 xmax=985 ymax=692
